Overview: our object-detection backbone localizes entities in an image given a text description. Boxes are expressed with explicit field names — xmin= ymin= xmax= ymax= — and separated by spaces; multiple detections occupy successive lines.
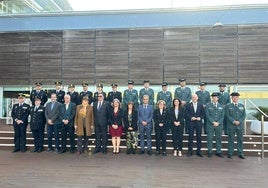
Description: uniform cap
xmin=211 ymin=92 xmax=219 ymax=97
xmin=35 ymin=82 xmax=42 ymax=86
xmin=18 ymin=93 xmax=25 ymax=98
xmin=161 ymin=82 xmax=168 ymax=86
xmin=111 ymin=83 xmax=118 ymax=87
xmin=144 ymin=80 xmax=150 ymax=83
xmin=199 ymin=82 xmax=207 ymax=86
xmin=179 ymin=78 xmax=186 ymax=82
xmin=127 ymin=80 xmax=134 ymax=85
xmin=82 ymin=82 xmax=88 ymax=87
xmin=230 ymin=92 xmax=240 ymax=96
xmin=55 ymin=81 xmax=62 ymax=85
xmin=97 ymin=83 xmax=103 ymax=88
xmin=218 ymin=84 xmax=226 ymax=87
xmin=68 ymin=84 xmax=75 ymax=88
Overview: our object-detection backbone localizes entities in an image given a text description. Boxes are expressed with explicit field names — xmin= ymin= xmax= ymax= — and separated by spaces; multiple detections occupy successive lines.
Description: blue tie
xmin=51 ymin=102 xmax=54 ymax=110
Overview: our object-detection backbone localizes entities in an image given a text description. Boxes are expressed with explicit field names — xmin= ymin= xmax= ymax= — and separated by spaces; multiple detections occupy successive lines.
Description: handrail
xmin=247 ymin=98 xmax=268 ymax=118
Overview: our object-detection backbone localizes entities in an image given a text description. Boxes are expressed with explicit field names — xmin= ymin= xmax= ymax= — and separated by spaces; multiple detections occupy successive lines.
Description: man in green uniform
xmin=225 ymin=92 xmax=246 ymax=159
xmin=196 ymin=82 xmax=211 ymax=134
xmin=157 ymin=82 xmax=172 ymax=109
xmin=218 ymin=84 xmax=230 ymax=135
xmin=139 ymin=80 xmax=154 ymax=107
xmin=205 ymin=92 xmax=225 ymax=158
xmin=123 ymin=80 xmax=139 ymax=109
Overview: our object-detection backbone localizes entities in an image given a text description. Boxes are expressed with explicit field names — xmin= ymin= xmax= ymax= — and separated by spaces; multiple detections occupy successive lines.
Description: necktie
xmin=214 ymin=103 xmax=217 ymax=108
xmin=97 ymin=102 xmax=102 ymax=110
xmin=34 ymin=106 xmax=38 ymax=111
xmin=51 ymin=102 xmax=54 ymax=110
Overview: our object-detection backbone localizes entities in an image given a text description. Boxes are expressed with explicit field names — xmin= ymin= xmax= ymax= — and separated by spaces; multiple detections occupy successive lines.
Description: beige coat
xmin=74 ymin=105 xmax=94 ymax=136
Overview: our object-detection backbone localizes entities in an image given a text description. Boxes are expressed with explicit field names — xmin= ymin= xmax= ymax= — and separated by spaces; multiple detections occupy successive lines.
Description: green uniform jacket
xmin=225 ymin=103 xmax=246 ymax=130
xmin=157 ymin=91 xmax=172 ymax=109
xmin=174 ymin=87 xmax=192 ymax=103
xmin=205 ymin=103 xmax=225 ymax=126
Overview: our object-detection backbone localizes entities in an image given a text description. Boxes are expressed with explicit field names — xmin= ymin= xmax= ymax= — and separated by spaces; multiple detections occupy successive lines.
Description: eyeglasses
xmin=98 ymin=96 xmax=103 ymax=97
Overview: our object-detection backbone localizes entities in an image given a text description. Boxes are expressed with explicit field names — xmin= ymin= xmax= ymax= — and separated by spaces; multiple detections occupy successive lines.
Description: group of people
xmin=11 ymin=78 xmax=246 ymax=159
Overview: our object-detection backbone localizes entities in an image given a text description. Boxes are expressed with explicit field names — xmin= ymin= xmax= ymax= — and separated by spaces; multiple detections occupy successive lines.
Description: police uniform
xmin=67 ymin=84 xmax=80 ymax=105
xmin=11 ymin=94 xmax=30 ymax=152
xmin=225 ymin=92 xmax=246 ymax=159
xmin=218 ymin=84 xmax=231 ymax=135
xmin=30 ymin=82 xmax=48 ymax=106
xmin=79 ymin=82 xmax=93 ymax=104
xmin=107 ymin=84 xmax=122 ymax=104
xmin=174 ymin=78 xmax=192 ymax=105
xmin=157 ymin=82 xmax=172 ymax=109
xmin=196 ymin=82 xmax=211 ymax=134
xmin=123 ymin=80 xmax=139 ymax=109
xmin=51 ymin=81 xmax=65 ymax=104
xmin=93 ymin=83 xmax=106 ymax=102
xmin=139 ymin=80 xmax=154 ymax=106
xmin=205 ymin=93 xmax=225 ymax=157
xmin=29 ymin=96 xmax=46 ymax=152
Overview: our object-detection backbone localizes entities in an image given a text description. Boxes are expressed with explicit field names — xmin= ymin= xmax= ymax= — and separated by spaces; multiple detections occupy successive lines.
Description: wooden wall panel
xmin=30 ymin=32 xmax=62 ymax=85
xmin=238 ymin=25 xmax=268 ymax=84
xmin=0 ymin=33 xmax=30 ymax=85
xmin=62 ymin=30 xmax=95 ymax=85
xmin=129 ymin=29 xmax=163 ymax=85
xmin=200 ymin=26 xmax=238 ymax=84
xmin=163 ymin=28 xmax=199 ymax=84
xmin=95 ymin=30 xmax=128 ymax=85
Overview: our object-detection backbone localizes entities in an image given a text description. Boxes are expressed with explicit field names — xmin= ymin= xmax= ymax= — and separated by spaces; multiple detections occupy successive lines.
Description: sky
xmin=68 ymin=0 xmax=268 ymax=11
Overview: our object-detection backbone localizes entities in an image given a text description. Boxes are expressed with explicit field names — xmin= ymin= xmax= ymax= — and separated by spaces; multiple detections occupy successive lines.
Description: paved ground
xmin=0 ymin=150 xmax=267 ymax=188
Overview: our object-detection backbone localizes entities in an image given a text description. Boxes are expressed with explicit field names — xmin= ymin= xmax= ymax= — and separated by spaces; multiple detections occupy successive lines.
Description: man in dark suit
xmin=93 ymin=83 xmax=106 ymax=102
xmin=30 ymin=82 xmax=48 ymax=106
xmin=60 ymin=94 xmax=76 ymax=154
xmin=107 ymin=83 xmax=122 ymax=105
xmin=29 ymin=96 xmax=46 ymax=153
xmin=137 ymin=95 xmax=154 ymax=155
xmin=67 ymin=84 xmax=80 ymax=105
xmin=11 ymin=93 xmax=30 ymax=152
xmin=79 ymin=82 xmax=93 ymax=105
xmin=45 ymin=93 xmax=62 ymax=153
xmin=185 ymin=94 xmax=205 ymax=157
xmin=51 ymin=81 xmax=65 ymax=104
xmin=93 ymin=92 xmax=110 ymax=154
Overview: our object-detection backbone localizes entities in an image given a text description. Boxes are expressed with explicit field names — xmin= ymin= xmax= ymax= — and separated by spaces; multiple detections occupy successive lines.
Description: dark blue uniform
xmin=107 ymin=91 xmax=122 ymax=104
xmin=11 ymin=103 xmax=30 ymax=152
xmin=79 ymin=91 xmax=93 ymax=104
xmin=67 ymin=91 xmax=80 ymax=105
xmin=29 ymin=105 xmax=46 ymax=152
xmin=51 ymin=90 xmax=65 ymax=104
xmin=30 ymin=90 xmax=48 ymax=106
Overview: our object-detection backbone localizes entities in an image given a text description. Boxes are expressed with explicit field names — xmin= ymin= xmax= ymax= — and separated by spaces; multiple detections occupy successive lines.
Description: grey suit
xmin=45 ymin=101 xmax=62 ymax=150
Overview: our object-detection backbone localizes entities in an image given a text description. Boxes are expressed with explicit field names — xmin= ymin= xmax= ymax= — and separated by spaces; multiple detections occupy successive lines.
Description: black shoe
xmin=31 ymin=148 xmax=39 ymax=153
xmin=239 ymin=155 xmax=245 ymax=159
xmin=60 ymin=149 xmax=67 ymax=154
xmin=228 ymin=154 xmax=232 ymax=159
xmin=187 ymin=152 xmax=193 ymax=157
xmin=12 ymin=149 xmax=20 ymax=153
xmin=216 ymin=153 xmax=224 ymax=158
xmin=93 ymin=149 xmax=101 ymax=154
xmin=139 ymin=150 xmax=145 ymax=155
xmin=37 ymin=149 xmax=42 ymax=153
xmin=127 ymin=149 xmax=131 ymax=155
xmin=70 ymin=150 xmax=75 ymax=154
xmin=102 ymin=150 xmax=107 ymax=154
xmin=47 ymin=148 xmax=54 ymax=152
xmin=208 ymin=153 xmax=212 ymax=158
xmin=147 ymin=150 xmax=152 ymax=156
xmin=132 ymin=149 xmax=136 ymax=154
xmin=21 ymin=149 xmax=26 ymax=153
xmin=155 ymin=151 xmax=160 ymax=156
xmin=162 ymin=151 xmax=167 ymax=156
xmin=197 ymin=153 xmax=203 ymax=157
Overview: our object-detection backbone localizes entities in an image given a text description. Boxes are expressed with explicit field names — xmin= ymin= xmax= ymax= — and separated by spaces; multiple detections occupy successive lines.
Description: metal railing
xmin=247 ymin=98 xmax=268 ymax=159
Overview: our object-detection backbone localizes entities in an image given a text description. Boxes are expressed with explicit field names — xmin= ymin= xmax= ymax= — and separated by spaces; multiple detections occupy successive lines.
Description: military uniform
xmin=107 ymin=84 xmax=122 ymax=104
xmin=93 ymin=83 xmax=106 ymax=102
xmin=51 ymin=81 xmax=65 ymax=104
xmin=11 ymin=94 xmax=30 ymax=152
xmin=139 ymin=80 xmax=154 ymax=106
xmin=218 ymin=84 xmax=231 ymax=135
xmin=174 ymin=87 xmax=192 ymax=104
xmin=205 ymin=93 xmax=225 ymax=157
xmin=30 ymin=82 xmax=48 ymax=106
xmin=67 ymin=84 xmax=80 ymax=105
xmin=157 ymin=82 xmax=172 ymax=109
xmin=29 ymin=102 xmax=46 ymax=152
xmin=79 ymin=82 xmax=93 ymax=105
xmin=123 ymin=80 xmax=139 ymax=109
xmin=225 ymin=92 xmax=246 ymax=159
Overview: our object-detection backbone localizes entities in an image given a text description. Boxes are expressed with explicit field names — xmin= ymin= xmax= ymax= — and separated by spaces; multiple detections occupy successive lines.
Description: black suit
xmin=30 ymin=105 xmax=46 ymax=151
xmin=169 ymin=107 xmax=185 ymax=151
xmin=30 ymin=90 xmax=48 ymax=106
xmin=60 ymin=102 xmax=76 ymax=152
xmin=51 ymin=90 xmax=65 ymax=104
xmin=185 ymin=102 xmax=205 ymax=154
xmin=11 ymin=103 xmax=30 ymax=151
xmin=67 ymin=91 xmax=80 ymax=105
xmin=123 ymin=110 xmax=138 ymax=132
xmin=93 ymin=100 xmax=109 ymax=152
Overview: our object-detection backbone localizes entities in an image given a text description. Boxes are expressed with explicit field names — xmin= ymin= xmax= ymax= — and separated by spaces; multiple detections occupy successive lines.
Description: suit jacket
xmin=185 ymin=102 xmax=205 ymax=125
xmin=30 ymin=90 xmax=48 ymax=106
xmin=107 ymin=91 xmax=122 ymax=103
xmin=67 ymin=91 xmax=80 ymax=105
xmin=51 ymin=90 xmax=65 ymax=104
xmin=153 ymin=108 xmax=169 ymax=130
xmin=45 ymin=101 xmax=62 ymax=124
xmin=108 ymin=108 xmax=123 ymax=126
xmin=30 ymin=105 xmax=46 ymax=130
xmin=60 ymin=102 xmax=76 ymax=127
xmin=93 ymin=100 xmax=110 ymax=126
xmin=123 ymin=109 xmax=138 ymax=132
xmin=74 ymin=105 xmax=94 ymax=136
xmin=11 ymin=103 xmax=30 ymax=125
xmin=169 ymin=107 xmax=185 ymax=127
xmin=137 ymin=104 xmax=154 ymax=126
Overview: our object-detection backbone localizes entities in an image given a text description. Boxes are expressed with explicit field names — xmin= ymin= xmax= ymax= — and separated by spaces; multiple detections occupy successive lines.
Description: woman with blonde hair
xmin=108 ymin=98 xmax=124 ymax=154
xmin=74 ymin=96 xmax=94 ymax=155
